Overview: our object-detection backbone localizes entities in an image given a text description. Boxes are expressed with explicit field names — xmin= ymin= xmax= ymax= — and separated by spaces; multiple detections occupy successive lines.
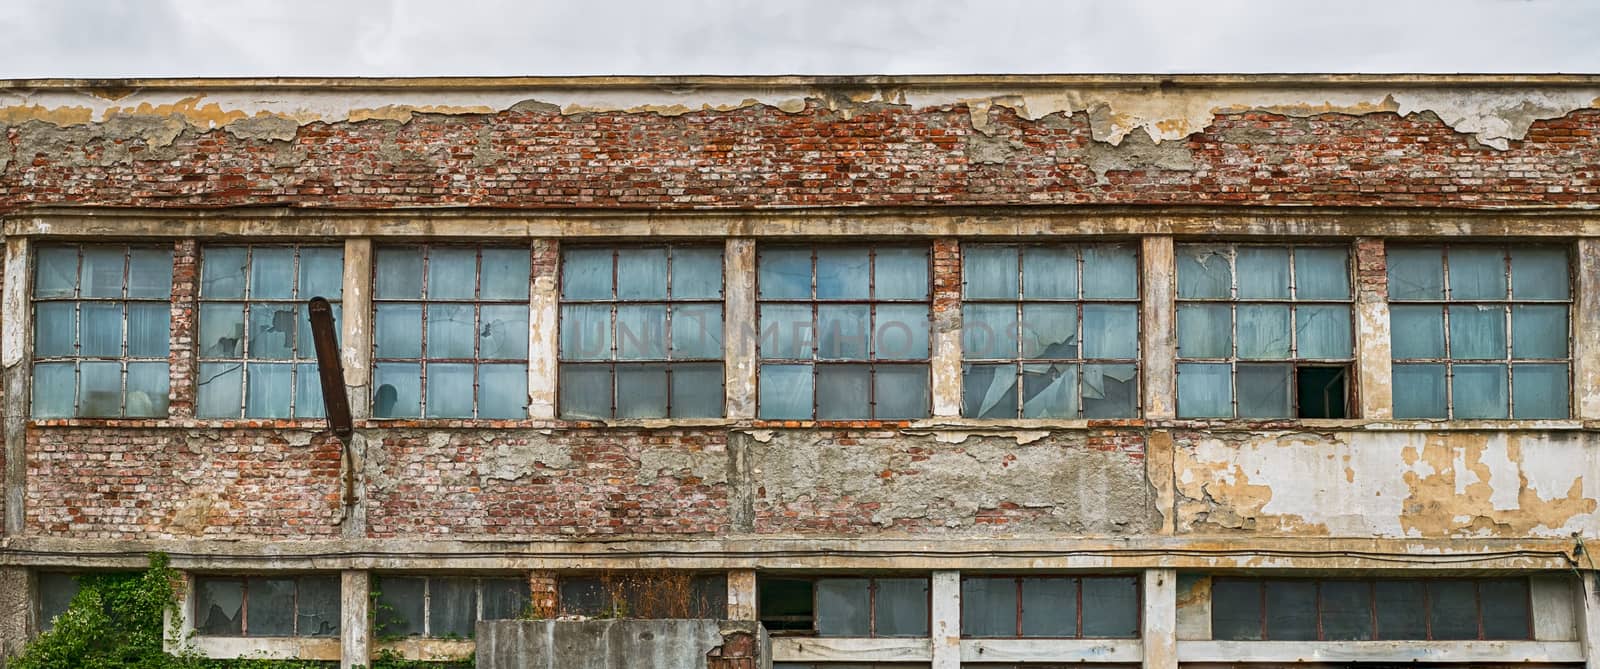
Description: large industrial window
xmin=193 ymin=575 xmax=340 ymax=637
xmin=374 ymin=575 xmax=529 ymax=638
xmin=1212 ymin=577 xmax=1530 ymax=641
xmin=961 ymin=244 xmax=1140 ymax=419
xmin=556 ymin=572 xmax=727 ymax=619
xmin=558 ymin=245 xmax=724 ymax=419
xmin=32 ymin=244 xmax=172 ymax=418
xmin=1388 ymin=245 xmax=1570 ymax=419
xmin=372 ymin=245 xmax=530 ymax=419
xmin=1175 ymin=244 xmax=1354 ymax=418
xmin=758 ymin=576 xmax=929 ymax=637
xmin=196 ymin=245 xmax=343 ymax=419
xmin=36 ymin=572 xmax=83 ymax=632
xmin=961 ymin=576 xmax=1139 ymax=638
xmin=757 ymin=245 xmax=931 ymax=420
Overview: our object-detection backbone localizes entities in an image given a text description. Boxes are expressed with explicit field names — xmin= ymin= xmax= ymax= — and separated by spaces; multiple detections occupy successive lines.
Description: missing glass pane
xmin=1295 ymin=366 xmax=1348 ymax=418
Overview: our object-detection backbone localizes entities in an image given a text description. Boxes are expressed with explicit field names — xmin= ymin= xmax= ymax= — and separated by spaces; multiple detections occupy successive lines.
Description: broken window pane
xmin=1295 ymin=305 xmax=1351 ymax=359
xmin=196 ymin=579 xmax=245 ymax=636
xmin=248 ymin=304 xmax=296 ymax=360
xmin=427 ymin=363 xmax=476 ymax=418
xmin=1023 ymin=246 xmax=1076 ymax=298
xmin=671 ymin=247 xmax=723 ymax=300
xmin=758 ymin=248 xmax=812 ymax=299
xmin=670 ymin=363 xmax=724 ymax=419
xmin=1176 ymin=245 xmax=1231 ymax=298
xmin=35 ymin=247 xmax=79 ymax=298
xmin=1020 ymin=304 xmax=1077 ymax=359
xmin=248 ymin=578 xmax=296 ymax=636
xmin=758 ymin=364 xmax=812 ymax=420
xmin=1387 ymin=246 xmax=1445 ymax=300
xmin=480 ymin=304 xmax=530 ymax=360
xmin=376 ymin=248 xmax=424 ymax=299
xmin=964 ymin=245 xmax=1018 ymax=299
xmin=1294 ymin=247 xmax=1350 ymax=299
xmin=1237 ymin=247 xmax=1290 ymax=299
xmin=670 ymin=304 xmax=722 ymax=359
xmin=296 ymin=576 xmax=341 ymax=637
xmin=1320 ymin=581 xmax=1373 ymax=640
xmin=816 ymin=364 xmax=870 ymax=420
xmin=1177 ymin=363 xmax=1231 ymax=418
xmin=1081 ymin=244 xmax=1136 ymax=299
xmin=1390 ymin=306 xmax=1445 ymax=359
xmin=1211 ymin=580 xmax=1263 ymax=640
xmin=246 ymin=363 xmax=292 ymax=418
xmin=876 ymin=305 xmax=929 ymax=361
xmin=201 ymin=247 xmax=249 ymax=299
xmin=617 ymin=248 xmax=669 ymax=300
xmin=963 ymin=305 xmax=1018 ymax=360
xmin=963 ymin=363 xmax=1018 ymax=419
xmin=1512 ymin=363 xmax=1568 ymax=419
xmin=616 ymin=363 xmax=669 ymax=418
xmin=1021 ymin=363 xmax=1076 ymax=419
xmin=1264 ymin=581 xmax=1316 ymax=641
xmin=1452 ymin=363 xmax=1509 ymax=419
xmin=1428 ymin=581 xmax=1478 ymax=640
xmin=816 ymin=248 xmax=870 ymax=299
xmin=1080 ymin=577 xmax=1138 ymax=638
xmin=373 ymin=363 xmax=422 ymax=418
xmin=34 ymin=302 xmax=75 ymax=357
xmin=1373 ymin=580 xmax=1426 ymax=640
xmin=873 ymin=247 xmax=929 ymax=300
xmin=1019 ymin=578 xmax=1076 ymax=637
xmin=1236 ymin=305 xmax=1291 ymax=360
xmin=482 ymin=579 xmax=530 ymax=620
xmin=427 ymin=303 xmax=476 ymax=359
xmin=1510 ymin=305 xmax=1567 ymax=359
xmin=1449 ymin=305 xmax=1506 ymax=360
xmin=874 ymin=365 xmax=929 ymax=420
xmin=1296 ymin=366 xmax=1347 ymax=418
xmin=197 ymin=363 xmax=244 ymax=419
xmin=1082 ymin=364 xmax=1138 ymax=418
xmin=961 ymin=578 xmax=1017 ymax=637
xmin=817 ymin=305 xmax=870 ymax=360
xmin=1449 ymin=247 xmax=1507 ymax=300
xmin=1081 ymin=304 xmax=1137 ymax=359
xmin=1480 ymin=579 xmax=1530 ymax=639
xmin=1176 ymin=304 xmax=1230 ymax=358
xmin=1510 ymin=247 xmax=1568 ymax=300
xmin=377 ymin=577 xmax=426 ymax=637
xmin=428 ymin=247 xmax=479 ymax=300
xmin=477 ymin=364 xmax=527 ymax=420
xmin=1392 ymin=364 xmax=1448 ymax=419
xmin=32 ymin=362 xmax=76 ymax=418
xmin=199 ymin=304 xmax=246 ymax=358
xmin=558 ymin=364 xmax=611 ymax=420
xmin=815 ymin=579 xmax=871 ymax=637
xmin=757 ymin=578 xmax=814 ymax=633
xmin=874 ymin=578 xmax=929 ymax=637
xmin=430 ymin=578 xmax=477 ymax=639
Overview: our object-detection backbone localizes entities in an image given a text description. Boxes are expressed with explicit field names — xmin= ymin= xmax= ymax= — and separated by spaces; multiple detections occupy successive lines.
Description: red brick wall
xmin=365 ymin=428 xmax=732 ymax=538
xmin=3 ymin=106 xmax=1597 ymax=211
xmin=24 ymin=425 xmax=343 ymax=538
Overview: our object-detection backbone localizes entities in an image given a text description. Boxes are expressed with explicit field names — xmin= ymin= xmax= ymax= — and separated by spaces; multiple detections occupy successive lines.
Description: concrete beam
xmin=723 ymin=239 xmax=756 ymax=419
xmin=528 ymin=240 xmax=559 ymax=419
xmin=340 ymin=239 xmax=372 ymax=419
xmin=930 ymin=570 xmax=959 ymax=669
xmin=340 ymin=570 xmax=370 ymax=669
xmin=1354 ymin=238 xmax=1392 ymax=419
xmin=1140 ymin=236 xmax=1174 ymax=419
xmin=2 ymin=238 xmax=28 ymax=536
xmin=1142 ymin=568 xmax=1177 ymax=669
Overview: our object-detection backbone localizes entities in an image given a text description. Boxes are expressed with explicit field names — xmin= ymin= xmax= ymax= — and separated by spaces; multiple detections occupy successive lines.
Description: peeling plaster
xmin=0 ymin=82 xmax=1595 ymax=155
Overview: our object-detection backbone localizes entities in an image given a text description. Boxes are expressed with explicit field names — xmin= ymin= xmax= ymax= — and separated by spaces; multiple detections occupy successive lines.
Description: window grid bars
xmin=960 ymin=244 xmax=1143 ymax=418
xmin=32 ymin=244 xmax=171 ymax=418
xmin=204 ymin=576 xmax=316 ymax=638
xmin=1235 ymin=578 xmax=1532 ymax=641
xmin=755 ymin=246 xmax=932 ymax=420
xmin=372 ymin=244 xmax=531 ymax=419
xmin=803 ymin=577 xmax=931 ymax=639
xmin=198 ymin=245 xmax=340 ymax=419
xmin=557 ymin=245 xmax=725 ymax=418
xmin=1389 ymin=244 xmax=1574 ymax=419
xmin=1175 ymin=244 xmax=1356 ymax=418
xmin=960 ymin=575 xmax=1143 ymax=639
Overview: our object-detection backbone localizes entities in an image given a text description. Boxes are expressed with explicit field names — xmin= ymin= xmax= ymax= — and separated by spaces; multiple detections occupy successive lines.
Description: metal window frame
xmin=1388 ymin=243 xmax=1574 ymax=419
xmin=193 ymin=574 xmax=336 ymax=638
xmin=385 ymin=575 xmax=525 ymax=638
xmin=957 ymin=574 xmax=1143 ymax=640
xmin=758 ymin=574 xmax=933 ymax=639
xmin=959 ymin=242 xmax=1144 ymax=419
xmin=754 ymin=244 xmax=934 ymax=420
xmin=1215 ymin=576 xmax=1533 ymax=642
xmin=371 ymin=243 xmax=533 ymax=419
xmin=30 ymin=243 xmax=173 ymax=418
xmin=556 ymin=244 xmax=727 ymax=419
xmin=196 ymin=243 xmax=343 ymax=419
xmin=1174 ymin=242 xmax=1358 ymax=419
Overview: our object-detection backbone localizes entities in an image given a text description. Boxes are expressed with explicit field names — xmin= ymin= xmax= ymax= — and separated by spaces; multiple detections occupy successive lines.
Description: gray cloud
xmin=0 ymin=0 xmax=1596 ymax=77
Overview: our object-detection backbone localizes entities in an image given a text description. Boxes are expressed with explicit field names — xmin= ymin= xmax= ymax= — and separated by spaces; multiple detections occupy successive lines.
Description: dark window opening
xmin=1295 ymin=365 xmax=1348 ymax=418
xmin=756 ymin=575 xmax=929 ymax=637
xmin=1212 ymin=577 xmax=1531 ymax=641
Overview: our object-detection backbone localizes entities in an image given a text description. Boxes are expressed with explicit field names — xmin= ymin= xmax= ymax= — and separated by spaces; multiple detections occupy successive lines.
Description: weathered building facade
xmin=0 ymin=74 xmax=1598 ymax=668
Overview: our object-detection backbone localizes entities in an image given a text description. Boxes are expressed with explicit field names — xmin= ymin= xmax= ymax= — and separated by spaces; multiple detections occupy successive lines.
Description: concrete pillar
xmin=340 ymin=239 xmax=373 ymax=421
xmin=0 ymin=567 xmax=35 ymax=666
xmin=1353 ymin=238 xmax=1392 ymax=419
xmin=340 ymin=570 xmax=370 ymax=669
xmin=1140 ymin=236 xmax=1175 ymax=419
xmin=166 ymin=240 xmax=198 ymax=419
xmin=930 ymin=570 xmax=960 ymax=669
xmin=724 ymin=239 xmax=756 ymax=419
xmin=727 ymin=569 xmax=757 ymax=621
xmin=1142 ymin=568 xmax=1178 ymax=669
xmin=1574 ymin=239 xmax=1600 ymax=420
xmin=528 ymin=239 xmax=560 ymax=419
xmin=2 ymin=238 xmax=29 ymax=536
xmin=529 ymin=570 xmax=558 ymax=619
xmin=930 ymin=239 xmax=962 ymax=418
xmin=163 ymin=571 xmax=195 ymax=656
xmin=1581 ymin=571 xmax=1600 ymax=669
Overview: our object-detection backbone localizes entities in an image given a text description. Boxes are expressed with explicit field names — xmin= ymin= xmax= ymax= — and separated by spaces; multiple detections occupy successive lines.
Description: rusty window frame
xmin=195 ymin=244 xmax=343 ymax=419
xmin=1387 ymin=243 xmax=1573 ymax=419
xmin=30 ymin=243 xmax=173 ymax=418
xmin=754 ymin=244 xmax=933 ymax=420
xmin=756 ymin=574 xmax=932 ymax=638
xmin=958 ymin=574 xmax=1142 ymax=639
xmin=374 ymin=575 xmax=529 ymax=638
xmin=1174 ymin=242 xmax=1357 ymax=418
xmin=370 ymin=243 xmax=532 ymax=419
xmin=959 ymin=242 xmax=1143 ymax=419
xmin=1212 ymin=576 xmax=1533 ymax=641
xmin=555 ymin=244 xmax=726 ymax=419
xmin=192 ymin=574 xmax=340 ymax=638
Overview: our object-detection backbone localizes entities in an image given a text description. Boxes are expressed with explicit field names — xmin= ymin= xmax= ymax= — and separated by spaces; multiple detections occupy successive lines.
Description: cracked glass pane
xmin=873 ymin=247 xmax=929 ymax=300
xmin=1387 ymin=246 xmax=1445 ymax=300
xmin=616 ymin=305 xmax=667 ymax=360
xmin=376 ymin=577 xmax=425 ymax=637
xmin=557 ymin=364 xmax=611 ymax=420
xmin=245 ymin=363 xmax=292 ymax=418
xmin=479 ymin=248 xmax=529 ymax=300
xmin=1020 ymin=304 xmax=1077 ymax=359
xmin=873 ymin=578 xmax=929 ymax=637
xmin=35 ymin=247 xmax=80 ymax=298
xmin=1392 ymin=364 xmax=1448 ymax=419
xmin=1237 ymin=363 xmax=1291 ymax=418
xmin=757 ymin=247 xmax=811 ymax=299
xmin=1510 ymin=247 xmax=1569 ymax=300
xmin=669 ymin=362 xmax=723 ymax=418
xmin=197 ymin=363 xmax=243 ymax=418
xmin=1020 ymin=577 xmax=1076 ymax=638
xmin=248 ymin=578 xmax=296 ymax=636
xmin=1021 ymin=362 xmax=1076 ymax=419
xmin=34 ymin=302 xmax=75 ymax=358
xmin=615 ymin=363 xmax=668 ymax=419
xmin=1449 ymin=247 xmax=1507 ymax=300
xmin=428 ymin=247 xmax=479 ymax=300
xmin=1177 ymin=362 xmax=1232 ymax=418
xmin=296 ymin=576 xmax=340 ymax=637
xmin=426 ymin=363 xmax=474 ymax=418
xmin=816 ymin=364 xmax=870 ymax=419
xmin=758 ymin=364 xmax=813 ymax=420
xmin=1294 ymin=246 xmax=1351 ymax=299
xmin=32 ymin=362 xmax=76 ymax=418
xmin=247 ymin=304 xmax=297 ymax=360
xmin=1081 ymin=244 xmax=1136 ymax=299
xmin=816 ymin=247 xmax=870 ymax=300
xmin=964 ymin=245 xmax=1018 ymax=299
xmin=201 ymin=247 xmax=248 ymax=299
xmin=1176 ymin=245 xmax=1231 ymax=298
xmin=671 ymin=247 xmax=723 ymax=300
xmin=1236 ymin=246 xmax=1290 ymax=299
xmin=478 ymin=304 xmax=529 ymax=360
xmin=617 ymin=248 xmax=668 ymax=300
xmin=478 ymin=363 xmax=527 ymax=419
xmin=298 ymin=247 xmax=344 ymax=300
xmin=429 ymin=578 xmax=477 ymax=639
xmin=372 ymin=362 xmax=422 ymax=418
xmin=1081 ymin=577 xmax=1138 ymax=638
xmin=1236 ymin=304 xmax=1291 ymax=359
xmin=961 ymin=578 xmax=1017 ymax=637
xmin=375 ymin=247 xmax=424 ymax=299
xmin=1176 ymin=304 xmax=1230 ymax=358
xmin=875 ymin=364 xmax=928 ymax=419
xmin=559 ymin=304 xmax=612 ymax=361
xmin=1082 ymin=363 xmax=1138 ymax=418
xmin=1390 ymin=306 xmax=1445 ymax=359
xmin=199 ymin=303 xmax=246 ymax=358
xmin=249 ymin=247 xmax=295 ymax=300
xmin=1264 ymin=581 xmax=1316 ymax=640
xmin=963 ymin=363 xmax=1017 ymax=419
xmin=874 ymin=305 xmax=928 ymax=361
xmin=1295 ymin=305 xmax=1351 ymax=359
xmin=427 ymin=303 xmax=476 ymax=359
xmin=196 ymin=579 xmax=244 ymax=636
xmin=1024 ymin=246 xmax=1076 ymax=299
xmin=1082 ymin=304 xmax=1137 ymax=359
xmin=562 ymin=248 xmax=613 ymax=300
xmin=669 ymin=305 xmax=722 ymax=359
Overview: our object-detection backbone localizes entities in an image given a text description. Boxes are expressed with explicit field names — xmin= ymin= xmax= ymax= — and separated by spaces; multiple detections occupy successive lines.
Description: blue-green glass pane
xmin=1391 ymin=305 xmax=1445 ymax=359
xmin=1393 ymin=364 xmax=1447 ymax=419
xmin=1177 ymin=362 xmax=1232 ymax=418
xmin=1387 ymin=246 xmax=1444 ymax=300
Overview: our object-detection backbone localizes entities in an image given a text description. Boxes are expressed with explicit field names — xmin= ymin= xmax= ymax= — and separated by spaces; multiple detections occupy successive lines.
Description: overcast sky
xmin=2 ymin=0 xmax=1597 ymax=78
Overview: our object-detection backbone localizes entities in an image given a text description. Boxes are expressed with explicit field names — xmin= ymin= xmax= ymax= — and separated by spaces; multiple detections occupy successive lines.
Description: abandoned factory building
xmin=0 ymin=74 xmax=1598 ymax=668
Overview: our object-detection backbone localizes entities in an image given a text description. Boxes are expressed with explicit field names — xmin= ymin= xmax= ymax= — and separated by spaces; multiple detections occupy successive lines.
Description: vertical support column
xmin=727 ymin=568 xmax=757 ymax=621
xmin=1581 ymin=571 xmax=1600 ymax=669
xmin=930 ymin=239 xmax=962 ymax=418
xmin=167 ymin=240 xmax=198 ymax=419
xmin=341 ymin=239 xmax=373 ymax=421
xmin=340 ymin=570 xmax=370 ymax=669
xmin=2 ymin=237 xmax=29 ymax=536
xmin=0 ymin=567 xmax=36 ymax=664
xmin=1574 ymin=239 xmax=1600 ymax=420
xmin=1141 ymin=236 xmax=1175 ymax=419
xmin=528 ymin=239 xmax=560 ymax=419
xmin=930 ymin=570 xmax=960 ymax=669
xmin=163 ymin=571 xmax=195 ymax=655
xmin=1143 ymin=568 xmax=1178 ymax=669
xmin=724 ymin=239 xmax=757 ymax=419
xmin=1354 ymin=238 xmax=1392 ymax=419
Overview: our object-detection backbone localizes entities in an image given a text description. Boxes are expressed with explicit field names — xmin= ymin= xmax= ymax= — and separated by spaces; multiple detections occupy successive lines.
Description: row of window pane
xmin=961 ymin=576 xmax=1138 ymax=638
xmin=1212 ymin=578 xmax=1530 ymax=641
xmin=758 ymin=577 xmax=930 ymax=638
xmin=376 ymin=576 xmax=529 ymax=638
xmin=194 ymin=575 xmax=341 ymax=638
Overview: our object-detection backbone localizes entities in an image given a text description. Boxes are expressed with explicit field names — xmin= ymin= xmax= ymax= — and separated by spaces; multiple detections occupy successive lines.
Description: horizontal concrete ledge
xmin=773 ymin=636 xmax=931 ymax=662
xmin=961 ymin=638 xmax=1142 ymax=663
xmin=186 ymin=635 xmax=341 ymax=661
xmin=375 ymin=638 xmax=477 ymax=662
xmin=1177 ymin=640 xmax=1586 ymax=663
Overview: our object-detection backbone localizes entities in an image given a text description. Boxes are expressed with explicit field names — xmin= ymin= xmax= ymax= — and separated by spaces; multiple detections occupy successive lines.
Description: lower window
xmin=194 ymin=574 xmax=340 ymax=637
xmin=759 ymin=575 xmax=929 ymax=637
xmin=375 ymin=575 xmax=529 ymax=638
xmin=1211 ymin=577 xmax=1531 ymax=641
xmin=961 ymin=575 xmax=1139 ymax=638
